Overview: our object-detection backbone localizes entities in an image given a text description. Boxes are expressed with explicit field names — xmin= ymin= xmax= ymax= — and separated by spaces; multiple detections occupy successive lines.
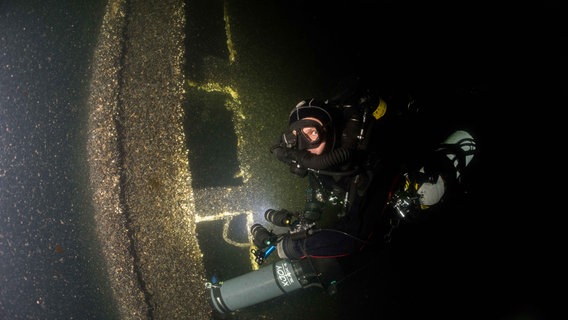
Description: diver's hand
xmin=271 ymin=145 xmax=308 ymax=165
xmin=271 ymin=145 xmax=293 ymax=164
xmin=270 ymin=146 xmax=310 ymax=177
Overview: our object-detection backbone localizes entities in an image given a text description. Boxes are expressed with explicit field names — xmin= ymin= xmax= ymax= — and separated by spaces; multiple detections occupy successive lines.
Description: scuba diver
xmin=207 ymin=77 xmax=478 ymax=314
xmin=254 ymin=78 xmax=477 ymax=261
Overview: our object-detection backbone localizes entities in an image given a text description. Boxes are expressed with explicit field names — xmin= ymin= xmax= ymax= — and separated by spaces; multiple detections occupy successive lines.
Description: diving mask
xmin=283 ymin=119 xmax=326 ymax=151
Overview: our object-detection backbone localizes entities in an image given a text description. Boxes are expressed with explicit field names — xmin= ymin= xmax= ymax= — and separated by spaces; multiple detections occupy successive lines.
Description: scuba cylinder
xmin=208 ymin=258 xmax=341 ymax=314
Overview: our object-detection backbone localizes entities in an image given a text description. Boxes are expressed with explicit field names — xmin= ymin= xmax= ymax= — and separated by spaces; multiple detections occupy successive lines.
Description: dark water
xmin=0 ymin=0 xmax=555 ymax=319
